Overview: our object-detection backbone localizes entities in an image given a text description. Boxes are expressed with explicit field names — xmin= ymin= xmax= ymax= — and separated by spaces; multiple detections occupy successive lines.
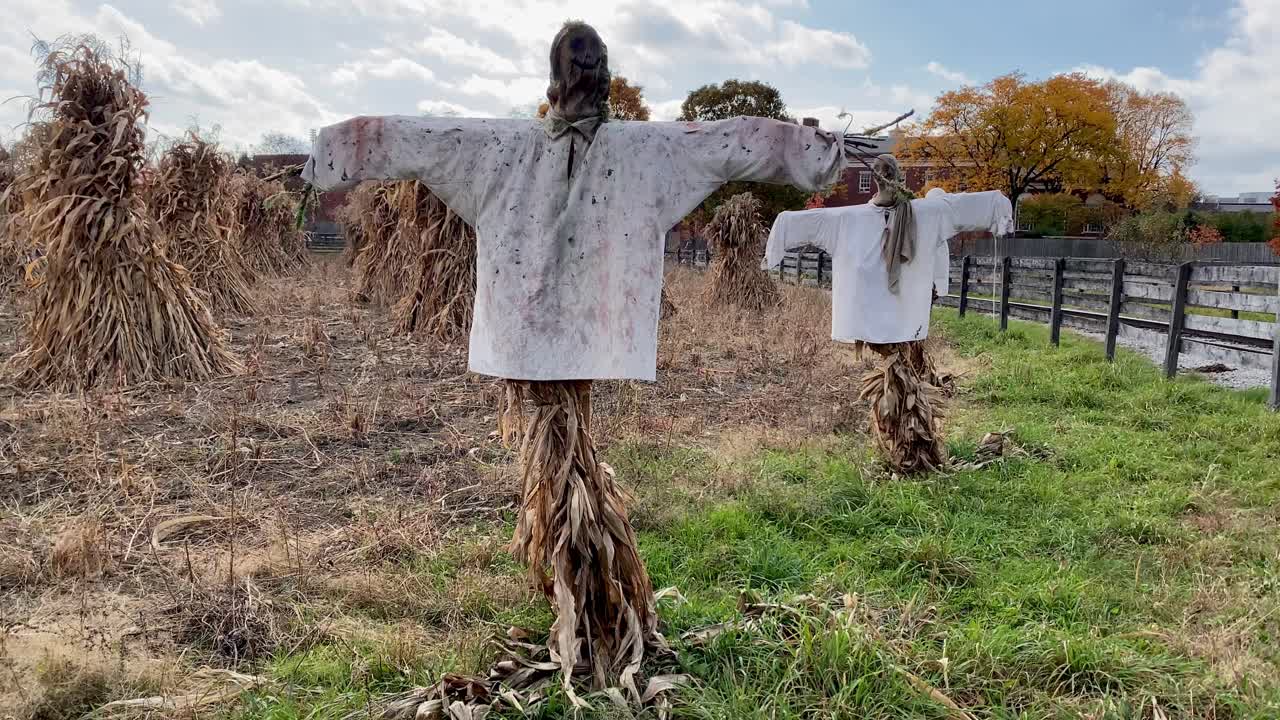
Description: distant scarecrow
xmin=767 ymin=154 xmax=1011 ymax=473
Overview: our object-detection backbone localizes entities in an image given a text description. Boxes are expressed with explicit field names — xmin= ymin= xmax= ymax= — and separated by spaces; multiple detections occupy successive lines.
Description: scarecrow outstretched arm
xmin=303 ymin=115 xmax=524 ymax=222
xmin=762 ymin=206 xmax=843 ymax=270
xmin=937 ymin=190 xmax=1014 ymax=237
xmin=685 ymin=116 xmax=846 ymax=192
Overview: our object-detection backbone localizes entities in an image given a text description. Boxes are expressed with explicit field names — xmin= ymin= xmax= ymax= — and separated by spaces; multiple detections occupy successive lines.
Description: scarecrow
xmin=305 ymin=21 xmax=845 ymax=706
xmin=765 ymin=154 xmax=1011 ymax=473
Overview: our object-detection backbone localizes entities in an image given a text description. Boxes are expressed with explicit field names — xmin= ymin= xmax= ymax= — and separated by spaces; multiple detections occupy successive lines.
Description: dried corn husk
xmin=0 ymin=144 xmax=21 ymax=293
xmin=659 ymin=286 xmax=677 ymax=319
xmin=4 ymin=43 xmax=238 ymax=389
xmin=391 ymin=183 xmax=476 ymax=341
xmin=151 ymin=135 xmax=255 ymax=314
xmin=703 ymin=192 xmax=779 ymax=312
xmin=230 ymin=171 xmax=306 ymax=277
xmin=507 ymin=380 xmax=660 ymax=703
xmin=857 ymin=341 xmax=946 ymax=474
xmin=348 ymin=180 xmax=411 ymax=303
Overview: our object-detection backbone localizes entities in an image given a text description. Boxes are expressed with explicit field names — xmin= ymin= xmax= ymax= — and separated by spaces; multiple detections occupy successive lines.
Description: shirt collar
xmin=542 ymin=109 xmax=604 ymax=143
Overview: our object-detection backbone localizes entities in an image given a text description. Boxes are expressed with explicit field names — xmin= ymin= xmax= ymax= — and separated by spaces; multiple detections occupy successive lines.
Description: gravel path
xmin=1073 ymin=325 xmax=1272 ymax=390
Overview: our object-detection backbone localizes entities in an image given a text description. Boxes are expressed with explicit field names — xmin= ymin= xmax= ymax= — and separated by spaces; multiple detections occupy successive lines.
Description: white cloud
xmin=648 ymin=98 xmax=684 ymax=121
xmin=762 ymin=21 xmax=869 ymax=69
xmin=174 ymin=0 xmax=221 ymax=25
xmin=451 ymin=74 xmax=547 ymax=106
xmin=0 ymin=2 xmax=341 ymax=152
xmin=1074 ymin=0 xmax=1280 ymax=194
xmin=925 ymin=61 xmax=970 ymax=86
xmin=417 ymin=28 xmax=521 ymax=75
xmin=417 ymin=99 xmax=492 ymax=117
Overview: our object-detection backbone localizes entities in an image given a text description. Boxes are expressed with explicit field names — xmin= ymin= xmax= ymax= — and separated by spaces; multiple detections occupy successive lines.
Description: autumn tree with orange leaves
xmin=1099 ymin=82 xmax=1196 ymax=209
xmin=899 ymin=73 xmax=1116 ymax=210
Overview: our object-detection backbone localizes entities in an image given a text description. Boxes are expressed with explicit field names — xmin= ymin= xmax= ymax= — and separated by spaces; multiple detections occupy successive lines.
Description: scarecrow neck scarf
xmin=872 ymin=189 xmax=916 ymax=295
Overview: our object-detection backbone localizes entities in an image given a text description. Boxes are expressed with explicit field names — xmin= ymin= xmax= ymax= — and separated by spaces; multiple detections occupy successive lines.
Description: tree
xmin=677 ymin=80 xmax=806 ymax=226
xmin=255 ymin=131 xmax=309 ymax=155
xmin=608 ymin=76 xmax=650 ymax=121
xmin=900 ymin=73 xmax=1115 ymax=210
xmin=679 ymin=80 xmax=791 ymax=123
xmin=1100 ymin=82 xmax=1195 ymax=209
xmin=1269 ymin=181 xmax=1280 ymax=256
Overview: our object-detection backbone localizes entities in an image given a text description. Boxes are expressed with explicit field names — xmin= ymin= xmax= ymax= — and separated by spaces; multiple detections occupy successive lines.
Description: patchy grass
xmin=229 ymin=309 xmax=1280 ymax=719
xmin=6 ymin=263 xmax=1278 ymax=718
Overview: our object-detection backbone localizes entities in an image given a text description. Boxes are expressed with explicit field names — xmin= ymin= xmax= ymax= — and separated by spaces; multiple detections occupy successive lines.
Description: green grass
xmin=229 ymin=311 xmax=1280 ymax=719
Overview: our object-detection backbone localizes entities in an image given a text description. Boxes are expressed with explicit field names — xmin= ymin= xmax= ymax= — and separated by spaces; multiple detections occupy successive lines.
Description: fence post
xmin=1163 ymin=262 xmax=1193 ymax=379
xmin=1050 ymin=258 xmax=1065 ymax=346
xmin=958 ymin=255 xmax=971 ymax=317
xmin=1270 ymin=282 xmax=1279 ymax=411
xmin=1105 ymin=258 xmax=1126 ymax=361
xmin=998 ymin=256 xmax=1012 ymax=331
xmin=794 ymin=253 xmax=802 ymax=284
xmin=1231 ymin=285 xmax=1240 ymax=319
xmin=815 ymin=251 xmax=824 ymax=287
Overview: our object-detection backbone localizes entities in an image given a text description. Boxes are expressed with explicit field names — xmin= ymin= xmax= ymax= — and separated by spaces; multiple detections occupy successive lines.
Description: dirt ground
xmin=0 ymin=258 xmax=874 ymax=713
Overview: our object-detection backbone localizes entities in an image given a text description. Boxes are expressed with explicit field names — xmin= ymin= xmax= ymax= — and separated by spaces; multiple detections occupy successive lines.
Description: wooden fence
xmin=667 ymin=248 xmax=1280 ymax=409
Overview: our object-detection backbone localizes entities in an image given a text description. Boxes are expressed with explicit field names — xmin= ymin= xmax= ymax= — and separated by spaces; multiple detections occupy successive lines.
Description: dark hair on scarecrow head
xmin=546 ymin=20 xmax=611 ymax=120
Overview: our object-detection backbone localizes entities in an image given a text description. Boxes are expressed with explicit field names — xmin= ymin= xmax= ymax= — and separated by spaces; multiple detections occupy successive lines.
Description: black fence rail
xmin=667 ymin=249 xmax=1280 ymax=409
xmin=941 ymin=255 xmax=1280 ymax=408
xmin=307 ymin=232 xmax=345 ymax=253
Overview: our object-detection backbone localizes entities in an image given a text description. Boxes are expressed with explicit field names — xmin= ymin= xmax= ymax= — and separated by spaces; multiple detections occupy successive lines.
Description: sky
xmin=0 ymin=0 xmax=1276 ymax=195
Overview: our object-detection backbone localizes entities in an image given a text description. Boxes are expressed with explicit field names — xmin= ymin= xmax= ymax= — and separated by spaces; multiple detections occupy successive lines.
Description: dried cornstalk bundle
xmin=335 ymin=190 xmax=367 ymax=268
xmin=660 ymin=286 xmax=677 ymax=319
xmin=152 ymin=135 xmax=255 ymax=314
xmin=230 ymin=172 xmax=306 ymax=277
xmin=391 ymin=183 xmax=476 ymax=341
xmin=349 ymin=180 xmax=412 ymax=303
xmin=5 ymin=43 xmax=238 ymax=389
xmin=858 ymin=341 xmax=946 ymax=474
xmin=703 ymin=192 xmax=779 ymax=312
xmin=507 ymin=380 xmax=661 ymax=703
xmin=266 ymin=184 xmax=307 ymax=268
xmin=0 ymin=145 xmax=20 ymax=292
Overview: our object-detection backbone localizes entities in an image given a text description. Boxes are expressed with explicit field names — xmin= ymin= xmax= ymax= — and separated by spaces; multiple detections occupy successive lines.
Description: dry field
xmin=0 ymin=260 xmax=867 ymax=715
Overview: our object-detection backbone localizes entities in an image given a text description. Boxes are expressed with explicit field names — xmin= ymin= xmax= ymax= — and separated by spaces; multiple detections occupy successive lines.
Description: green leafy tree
xmin=678 ymin=80 xmax=809 ymax=228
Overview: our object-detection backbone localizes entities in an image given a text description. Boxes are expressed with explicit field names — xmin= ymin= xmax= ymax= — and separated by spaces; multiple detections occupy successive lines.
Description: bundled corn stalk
xmin=152 ymin=135 xmax=255 ymax=314
xmin=5 ymin=42 xmax=238 ymax=389
xmin=349 ymin=181 xmax=411 ymax=303
xmin=391 ymin=183 xmax=476 ymax=341
xmin=506 ymin=380 xmax=661 ymax=704
xmin=229 ymin=172 xmax=306 ymax=277
xmin=858 ymin=341 xmax=946 ymax=474
xmin=0 ymin=145 xmax=20 ymax=292
xmin=335 ymin=194 xmax=366 ymax=268
xmin=703 ymin=192 xmax=779 ymax=312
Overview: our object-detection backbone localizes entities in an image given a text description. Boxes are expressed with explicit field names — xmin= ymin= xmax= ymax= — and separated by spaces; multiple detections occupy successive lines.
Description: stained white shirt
xmin=766 ymin=190 xmax=1011 ymax=344
xmin=304 ymin=115 xmax=844 ymax=380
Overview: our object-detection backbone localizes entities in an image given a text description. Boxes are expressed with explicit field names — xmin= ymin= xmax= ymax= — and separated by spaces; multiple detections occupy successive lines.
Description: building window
xmin=1084 ymin=222 xmax=1103 ymax=234
xmin=858 ymin=171 xmax=873 ymax=193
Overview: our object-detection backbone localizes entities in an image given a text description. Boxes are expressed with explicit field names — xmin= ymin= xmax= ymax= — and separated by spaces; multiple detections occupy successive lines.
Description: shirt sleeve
xmin=764 ymin=207 xmax=840 ymax=269
xmin=303 ymin=115 xmax=524 ymax=224
xmin=941 ymin=191 xmax=1014 ymax=236
xmin=682 ymin=117 xmax=846 ymax=191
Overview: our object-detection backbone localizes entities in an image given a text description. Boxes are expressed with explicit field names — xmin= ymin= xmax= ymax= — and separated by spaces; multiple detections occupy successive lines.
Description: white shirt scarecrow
xmin=766 ymin=174 xmax=1011 ymax=345
xmin=305 ymin=69 xmax=843 ymax=382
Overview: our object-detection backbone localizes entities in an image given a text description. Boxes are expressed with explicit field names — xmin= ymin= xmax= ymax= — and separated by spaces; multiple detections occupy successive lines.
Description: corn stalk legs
xmin=507 ymin=379 xmax=659 ymax=703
